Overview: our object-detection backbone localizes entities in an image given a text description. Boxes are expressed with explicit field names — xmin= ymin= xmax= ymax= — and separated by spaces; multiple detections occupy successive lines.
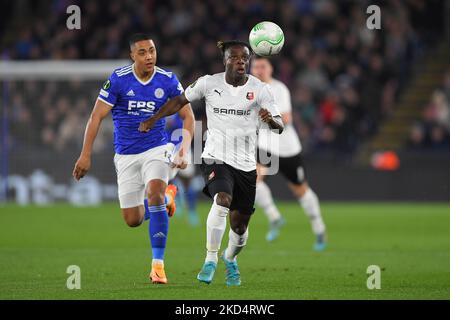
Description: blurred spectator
xmin=0 ymin=0 xmax=445 ymax=155
xmin=408 ymin=123 xmax=426 ymax=149
xmin=408 ymin=71 xmax=450 ymax=150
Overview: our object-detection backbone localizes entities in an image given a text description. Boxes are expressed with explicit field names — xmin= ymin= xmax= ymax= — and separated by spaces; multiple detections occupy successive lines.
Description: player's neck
xmin=225 ymin=73 xmax=248 ymax=87
xmin=134 ymin=64 xmax=154 ymax=82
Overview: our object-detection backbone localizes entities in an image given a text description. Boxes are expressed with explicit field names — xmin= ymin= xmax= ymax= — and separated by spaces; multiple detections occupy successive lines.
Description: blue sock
xmin=144 ymin=198 xmax=150 ymax=221
xmin=186 ymin=185 xmax=198 ymax=213
xmin=316 ymin=233 xmax=325 ymax=244
xmin=145 ymin=197 xmax=169 ymax=221
xmin=148 ymin=204 xmax=169 ymax=261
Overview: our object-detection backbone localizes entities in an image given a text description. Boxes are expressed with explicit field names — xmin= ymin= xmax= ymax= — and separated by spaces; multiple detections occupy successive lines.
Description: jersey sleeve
xmin=168 ymin=73 xmax=185 ymax=99
xmin=258 ymin=83 xmax=281 ymax=117
xmin=97 ymin=72 xmax=120 ymax=107
xmin=184 ymin=75 xmax=209 ymax=102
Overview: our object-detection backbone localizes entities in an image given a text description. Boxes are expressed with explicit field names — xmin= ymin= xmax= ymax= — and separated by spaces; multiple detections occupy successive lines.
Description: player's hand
xmin=73 ymin=154 xmax=91 ymax=181
xmin=139 ymin=118 xmax=156 ymax=133
xmin=259 ymin=108 xmax=273 ymax=123
xmin=171 ymin=147 xmax=188 ymax=170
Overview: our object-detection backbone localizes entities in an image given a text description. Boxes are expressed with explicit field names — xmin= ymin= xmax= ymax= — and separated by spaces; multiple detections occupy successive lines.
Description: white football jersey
xmin=185 ymin=72 xmax=281 ymax=172
xmin=257 ymin=78 xmax=302 ymax=157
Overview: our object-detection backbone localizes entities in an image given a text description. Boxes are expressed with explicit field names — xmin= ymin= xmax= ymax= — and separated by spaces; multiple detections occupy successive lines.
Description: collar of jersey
xmin=222 ymin=73 xmax=250 ymax=96
xmin=132 ymin=63 xmax=156 ymax=86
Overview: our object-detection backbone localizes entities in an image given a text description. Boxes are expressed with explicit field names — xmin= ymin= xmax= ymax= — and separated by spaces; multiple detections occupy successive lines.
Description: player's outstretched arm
xmin=172 ymin=103 xmax=195 ymax=169
xmin=259 ymin=108 xmax=284 ymax=134
xmin=138 ymin=93 xmax=190 ymax=133
xmin=73 ymin=99 xmax=112 ymax=180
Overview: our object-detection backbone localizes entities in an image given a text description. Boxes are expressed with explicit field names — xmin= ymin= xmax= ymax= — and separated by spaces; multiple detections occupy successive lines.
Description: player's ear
xmin=222 ymin=49 xmax=228 ymax=66
xmin=129 ymin=43 xmax=135 ymax=61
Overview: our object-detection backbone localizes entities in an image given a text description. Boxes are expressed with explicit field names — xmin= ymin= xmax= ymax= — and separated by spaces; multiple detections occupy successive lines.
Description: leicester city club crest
xmin=155 ymin=88 xmax=165 ymax=99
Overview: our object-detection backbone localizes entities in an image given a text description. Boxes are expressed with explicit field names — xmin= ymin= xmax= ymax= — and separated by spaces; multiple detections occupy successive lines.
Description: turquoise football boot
xmin=313 ymin=233 xmax=327 ymax=252
xmin=266 ymin=217 xmax=286 ymax=242
xmin=221 ymin=253 xmax=241 ymax=286
xmin=197 ymin=261 xmax=217 ymax=284
xmin=188 ymin=210 xmax=200 ymax=226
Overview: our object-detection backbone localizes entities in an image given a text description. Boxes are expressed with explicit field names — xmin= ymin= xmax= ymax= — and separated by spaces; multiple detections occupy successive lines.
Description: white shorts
xmin=167 ymin=143 xmax=196 ymax=180
xmin=114 ymin=144 xmax=171 ymax=208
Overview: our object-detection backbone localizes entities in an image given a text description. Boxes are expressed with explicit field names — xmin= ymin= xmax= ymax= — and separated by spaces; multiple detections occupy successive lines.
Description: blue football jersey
xmin=98 ymin=64 xmax=184 ymax=155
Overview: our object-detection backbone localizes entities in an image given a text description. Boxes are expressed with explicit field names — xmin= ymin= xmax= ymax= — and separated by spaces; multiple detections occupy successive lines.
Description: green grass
xmin=1 ymin=202 xmax=450 ymax=299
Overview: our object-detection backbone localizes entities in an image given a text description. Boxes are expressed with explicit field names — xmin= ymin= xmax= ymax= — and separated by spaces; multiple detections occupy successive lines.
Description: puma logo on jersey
xmin=214 ymin=89 xmax=223 ymax=96
xmin=213 ymin=107 xmax=251 ymax=116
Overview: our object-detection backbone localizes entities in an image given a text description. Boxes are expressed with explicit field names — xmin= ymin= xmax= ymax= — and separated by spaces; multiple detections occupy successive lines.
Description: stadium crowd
xmin=1 ymin=0 xmax=446 ymax=155
xmin=408 ymin=71 xmax=450 ymax=150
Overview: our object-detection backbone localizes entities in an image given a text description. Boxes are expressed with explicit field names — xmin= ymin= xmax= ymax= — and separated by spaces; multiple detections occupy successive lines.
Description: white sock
xmin=255 ymin=181 xmax=282 ymax=223
xmin=299 ymin=188 xmax=326 ymax=235
xmin=224 ymin=228 xmax=248 ymax=262
xmin=205 ymin=194 xmax=229 ymax=264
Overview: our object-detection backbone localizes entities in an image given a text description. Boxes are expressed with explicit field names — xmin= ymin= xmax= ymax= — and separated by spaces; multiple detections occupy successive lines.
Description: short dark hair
xmin=217 ymin=40 xmax=253 ymax=56
xmin=129 ymin=33 xmax=153 ymax=48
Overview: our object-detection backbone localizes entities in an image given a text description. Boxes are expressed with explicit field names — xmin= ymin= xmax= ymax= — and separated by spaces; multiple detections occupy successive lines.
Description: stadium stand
xmin=0 ymin=0 xmax=447 ymax=156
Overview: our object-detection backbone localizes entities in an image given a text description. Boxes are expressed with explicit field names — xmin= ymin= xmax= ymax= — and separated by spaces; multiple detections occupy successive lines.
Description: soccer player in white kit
xmin=139 ymin=41 xmax=284 ymax=286
xmin=251 ymin=56 xmax=327 ymax=251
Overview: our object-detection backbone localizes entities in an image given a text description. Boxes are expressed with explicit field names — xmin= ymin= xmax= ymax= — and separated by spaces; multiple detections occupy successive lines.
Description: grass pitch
xmin=0 ymin=202 xmax=449 ymax=299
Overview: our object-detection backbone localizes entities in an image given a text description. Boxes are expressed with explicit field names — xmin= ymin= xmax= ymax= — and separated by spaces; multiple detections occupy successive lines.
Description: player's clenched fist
xmin=171 ymin=147 xmax=188 ymax=170
xmin=259 ymin=108 xmax=273 ymax=123
xmin=138 ymin=118 xmax=156 ymax=133
xmin=73 ymin=154 xmax=91 ymax=180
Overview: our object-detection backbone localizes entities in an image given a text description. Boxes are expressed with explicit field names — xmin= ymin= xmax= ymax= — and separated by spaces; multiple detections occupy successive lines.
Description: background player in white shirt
xmin=139 ymin=40 xmax=284 ymax=286
xmin=251 ymin=56 xmax=327 ymax=251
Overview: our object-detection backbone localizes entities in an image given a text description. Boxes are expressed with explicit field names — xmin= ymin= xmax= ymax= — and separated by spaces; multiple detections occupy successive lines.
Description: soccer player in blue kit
xmin=73 ymin=34 xmax=195 ymax=284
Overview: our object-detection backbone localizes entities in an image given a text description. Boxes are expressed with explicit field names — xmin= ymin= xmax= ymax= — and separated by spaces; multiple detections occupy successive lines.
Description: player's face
xmin=130 ymin=39 xmax=157 ymax=73
xmin=250 ymin=58 xmax=273 ymax=83
xmin=224 ymin=45 xmax=251 ymax=77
